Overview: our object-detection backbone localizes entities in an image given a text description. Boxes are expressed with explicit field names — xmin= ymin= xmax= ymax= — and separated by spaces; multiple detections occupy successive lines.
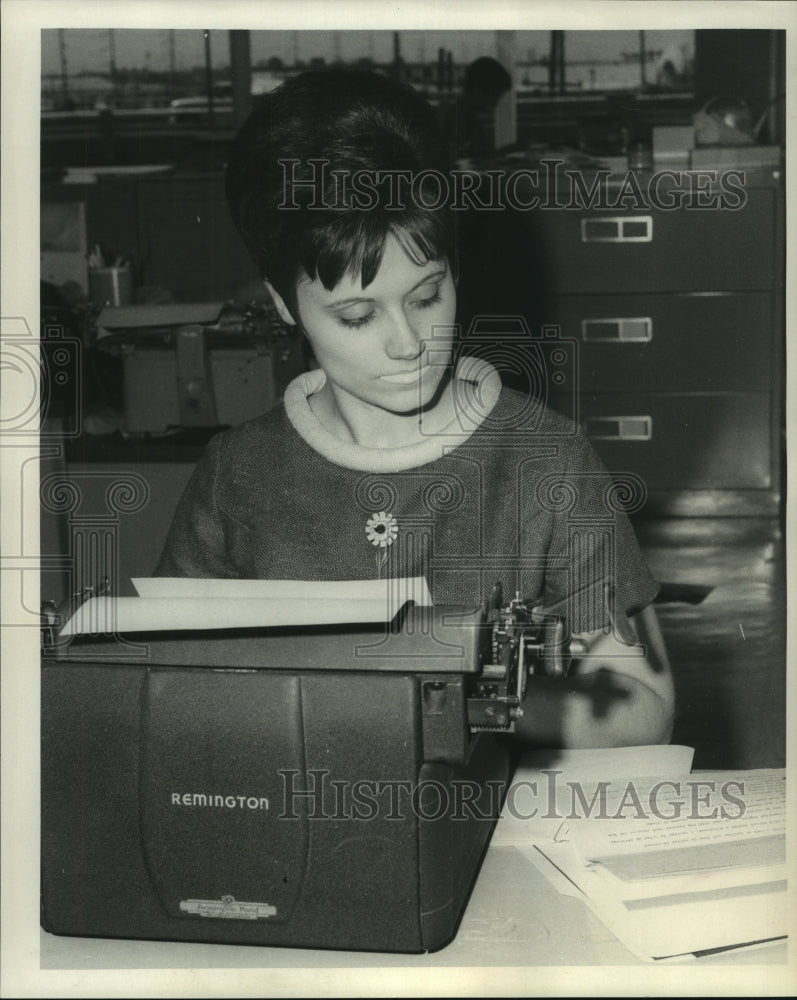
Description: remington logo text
xmin=171 ymin=793 xmax=270 ymax=810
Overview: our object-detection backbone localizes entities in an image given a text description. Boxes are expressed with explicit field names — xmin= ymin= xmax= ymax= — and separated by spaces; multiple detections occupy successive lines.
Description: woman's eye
xmin=338 ymin=311 xmax=375 ymax=329
xmin=335 ymin=285 xmax=442 ymax=328
xmin=413 ymin=289 xmax=442 ymax=310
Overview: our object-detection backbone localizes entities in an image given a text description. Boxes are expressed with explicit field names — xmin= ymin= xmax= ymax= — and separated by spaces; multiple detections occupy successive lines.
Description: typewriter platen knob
xmin=468 ymin=586 xmax=580 ymax=733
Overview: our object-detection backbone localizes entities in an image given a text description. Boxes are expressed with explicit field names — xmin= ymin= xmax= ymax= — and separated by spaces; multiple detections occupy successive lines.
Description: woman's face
xmin=273 ymin=232 xmax=457 ymax=417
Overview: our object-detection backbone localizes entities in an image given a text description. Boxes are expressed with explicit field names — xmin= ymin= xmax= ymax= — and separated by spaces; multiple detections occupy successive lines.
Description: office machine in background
xmin=95 ymin=300 xmax=305 ymax=433
xmin=41 ymin=587 xmax=582 ymax=953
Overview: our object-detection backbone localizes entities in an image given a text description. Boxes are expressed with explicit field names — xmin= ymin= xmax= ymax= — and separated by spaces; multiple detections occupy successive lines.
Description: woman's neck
xmin=308 ymin=376 xmax=457 ymax=450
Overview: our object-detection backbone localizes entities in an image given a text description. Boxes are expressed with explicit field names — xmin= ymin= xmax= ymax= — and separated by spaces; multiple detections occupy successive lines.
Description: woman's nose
xmin=385 ymin=308 xmax=425 ymax=360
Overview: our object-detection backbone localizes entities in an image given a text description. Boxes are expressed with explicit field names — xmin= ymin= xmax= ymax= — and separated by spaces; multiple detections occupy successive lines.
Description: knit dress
xmin=155 ymin=357 xmax=658 ymax=633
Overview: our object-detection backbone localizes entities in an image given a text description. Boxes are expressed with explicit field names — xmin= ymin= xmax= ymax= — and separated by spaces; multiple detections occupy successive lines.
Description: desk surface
xmin=40 ymin=841 xmax=787 ymax=972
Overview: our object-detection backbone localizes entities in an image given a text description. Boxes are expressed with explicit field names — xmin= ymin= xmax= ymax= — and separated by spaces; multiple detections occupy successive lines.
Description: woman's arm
xmin=154 ymin=434 xmax=235 ymax=578
xmin=512 ymin=603 xmax=675 ymax=748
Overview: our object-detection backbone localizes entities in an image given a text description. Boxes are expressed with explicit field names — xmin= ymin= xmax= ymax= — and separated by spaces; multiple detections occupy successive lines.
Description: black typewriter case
xmin=41 ymin=607 xmax=512 ymax=953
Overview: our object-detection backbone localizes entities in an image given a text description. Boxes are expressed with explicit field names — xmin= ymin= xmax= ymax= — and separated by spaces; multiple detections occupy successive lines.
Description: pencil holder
xmin=89 ymin=266 xmax=133 ymax=308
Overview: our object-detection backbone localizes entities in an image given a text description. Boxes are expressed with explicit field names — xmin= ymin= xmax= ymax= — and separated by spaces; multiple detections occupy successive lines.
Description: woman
xmin=156 ymin=69 xmax=674 ymax=748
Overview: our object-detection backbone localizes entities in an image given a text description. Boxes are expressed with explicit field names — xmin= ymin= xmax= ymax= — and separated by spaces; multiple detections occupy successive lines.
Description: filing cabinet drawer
xmin=550 ymin=392 xmax=771 ymax=491
xmin=544 ymin=292 xmax=773 ymax=392
xmin=535 ymin=187 xmax=776 ymax=294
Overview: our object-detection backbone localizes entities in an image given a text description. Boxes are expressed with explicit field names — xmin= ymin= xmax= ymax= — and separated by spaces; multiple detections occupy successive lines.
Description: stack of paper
xmin=493 ymin=746 xmax=788 ymax=961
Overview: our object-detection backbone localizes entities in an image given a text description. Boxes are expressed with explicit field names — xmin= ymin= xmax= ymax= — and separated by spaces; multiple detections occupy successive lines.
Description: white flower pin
xmin=365 ymin=511 xmax=398 ymax=548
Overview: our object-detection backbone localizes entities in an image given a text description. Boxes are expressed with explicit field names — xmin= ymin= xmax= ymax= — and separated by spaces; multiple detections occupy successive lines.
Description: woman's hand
xmin=513 ymin=604 xmax=675 ymax=749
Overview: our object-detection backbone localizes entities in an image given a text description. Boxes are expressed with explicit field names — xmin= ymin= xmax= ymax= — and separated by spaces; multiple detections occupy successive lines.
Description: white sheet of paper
xmin=516 ymin=744 xmax=695 ymax=782
xmin=61 ymin=590 xmax=428 ymax=637
xmin=525 ymin=767 xmax=788 ymax=960
xmin=60 ymin=576 xmax=433 ymax=635
xmin=562 ymin=768 xmax=786 ymax=857
xmin=131 ymin=575 xmax=433 ymax=606
xmin=580 ymin=871 xmax=788 ymax=962
xmin=491 ymin=745 xmax=695 ymax=847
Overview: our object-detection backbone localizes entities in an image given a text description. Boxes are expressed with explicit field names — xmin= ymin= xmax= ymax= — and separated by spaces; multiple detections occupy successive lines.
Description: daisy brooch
xmin=365 ymin=511 xmax=398 ymax=576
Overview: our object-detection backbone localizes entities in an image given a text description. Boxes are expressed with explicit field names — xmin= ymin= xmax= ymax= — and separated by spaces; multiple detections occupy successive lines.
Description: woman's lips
xmin=380 ymin=365 xmax=430 ymax=385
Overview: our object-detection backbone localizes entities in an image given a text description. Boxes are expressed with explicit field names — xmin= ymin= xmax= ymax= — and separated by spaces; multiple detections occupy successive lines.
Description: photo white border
xmin=2 ymin=1 xmax=796 ymax=996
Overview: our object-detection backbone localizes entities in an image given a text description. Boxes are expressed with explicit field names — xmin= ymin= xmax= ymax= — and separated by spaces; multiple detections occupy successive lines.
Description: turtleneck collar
xmin=283 ymin=355 xmax=502 ymax=472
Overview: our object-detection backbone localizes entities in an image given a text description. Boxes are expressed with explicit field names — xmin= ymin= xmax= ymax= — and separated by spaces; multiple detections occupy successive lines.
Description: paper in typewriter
xmin=494 ymin=749 xmax=788 ymax=961
xmin=59 ymin=575 xmax=432 ymax=635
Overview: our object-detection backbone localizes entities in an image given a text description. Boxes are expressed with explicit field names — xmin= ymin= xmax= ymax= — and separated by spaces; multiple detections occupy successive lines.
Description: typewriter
xmin=94 ymin=300 xmax=305 ymax=433
xmin=40 ymin=584 xmax=585 ymax=953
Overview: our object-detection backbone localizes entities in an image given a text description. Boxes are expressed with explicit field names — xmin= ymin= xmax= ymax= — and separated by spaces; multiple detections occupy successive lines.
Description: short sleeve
xmin=154 ymin=434 xmax=237 ymax=578
xmin=540 ymin=430 xmax=659 ymax=633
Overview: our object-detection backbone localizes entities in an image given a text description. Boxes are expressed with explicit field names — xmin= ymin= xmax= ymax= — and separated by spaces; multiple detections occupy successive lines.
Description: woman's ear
xmin=264 ymin=280 xmax=296 ymax=326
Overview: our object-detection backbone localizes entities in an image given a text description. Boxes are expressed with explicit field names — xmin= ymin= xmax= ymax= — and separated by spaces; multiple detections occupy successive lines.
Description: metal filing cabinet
xmin=540 ymin=173 xmax=784 ymax=515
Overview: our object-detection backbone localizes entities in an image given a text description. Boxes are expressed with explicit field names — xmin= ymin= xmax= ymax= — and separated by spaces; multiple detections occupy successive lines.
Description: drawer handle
xmin=585 ymin=416 xmax=653 ymax=441
xmin=582 ymin=317 xmax=652 ymax=343
xmin=580 ymin=216 xmax=653 ymax=243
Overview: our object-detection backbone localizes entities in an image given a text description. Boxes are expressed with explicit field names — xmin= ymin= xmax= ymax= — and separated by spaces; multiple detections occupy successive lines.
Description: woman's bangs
xmin=304 ymin=203 xmax=450 ymax=292
xmin=392 ymin=215 xmax=448 ymax=270
xmin=308 ymin=212 xmax=389 ymax=291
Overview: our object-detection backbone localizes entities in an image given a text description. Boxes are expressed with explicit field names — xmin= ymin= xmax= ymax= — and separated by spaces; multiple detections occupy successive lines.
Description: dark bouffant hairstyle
xmin=225 ymin=69 xmax=454 ymax=312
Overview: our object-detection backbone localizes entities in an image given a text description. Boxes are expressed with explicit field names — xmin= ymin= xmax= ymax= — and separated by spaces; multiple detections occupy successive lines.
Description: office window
xmin=516 ymin=30 xmax=695 ymax=96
